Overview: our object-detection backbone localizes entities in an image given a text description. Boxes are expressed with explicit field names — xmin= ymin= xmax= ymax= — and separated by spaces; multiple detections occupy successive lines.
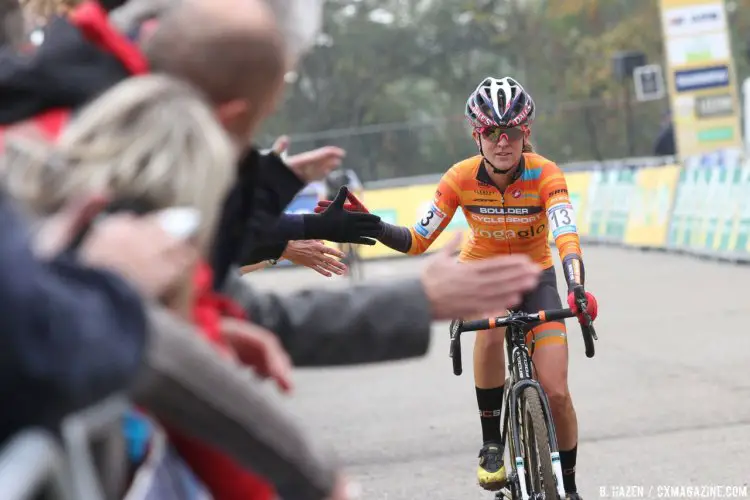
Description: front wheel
xmin=521 ymin=387 xmax=558 ymax=499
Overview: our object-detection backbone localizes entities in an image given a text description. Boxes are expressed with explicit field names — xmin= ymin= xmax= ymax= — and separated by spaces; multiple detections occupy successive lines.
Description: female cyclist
xmin=317 ymin=76 xmax=598 ymax=499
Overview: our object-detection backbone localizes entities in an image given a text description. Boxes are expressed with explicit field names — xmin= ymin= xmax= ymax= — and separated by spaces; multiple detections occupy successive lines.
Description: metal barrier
xmin=0 ymin=429 xmax=71 ymax=500
xmin=60 ymin=395 xmax=130 ymax=500
xmin=0 ymin=395 xmax=130 ymax=500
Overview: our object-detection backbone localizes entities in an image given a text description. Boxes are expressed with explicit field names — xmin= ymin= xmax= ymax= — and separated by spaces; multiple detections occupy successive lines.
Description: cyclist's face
xmin=477 ymin=126 xmax=529 ymax=172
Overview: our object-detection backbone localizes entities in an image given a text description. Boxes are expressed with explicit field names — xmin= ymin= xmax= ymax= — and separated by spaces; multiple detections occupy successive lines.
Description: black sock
xmin=559 ymin=445 xmax=578 ymax=493
xmin=476 ymin=386 xmax=504 ymax=444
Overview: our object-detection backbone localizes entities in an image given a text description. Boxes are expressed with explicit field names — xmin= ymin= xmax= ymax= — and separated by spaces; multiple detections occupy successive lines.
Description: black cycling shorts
xmin=517 ymin=266 xmax=567 ymax=350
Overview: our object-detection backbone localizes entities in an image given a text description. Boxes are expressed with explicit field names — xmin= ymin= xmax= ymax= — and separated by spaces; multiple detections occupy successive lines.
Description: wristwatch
xmin=267 ymin=259 xmax=278 ymax=266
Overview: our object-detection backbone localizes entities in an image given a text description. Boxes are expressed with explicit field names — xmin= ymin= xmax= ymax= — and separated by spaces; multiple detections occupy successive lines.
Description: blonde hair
xmin=3 ymin=73 xmax=237 ymax=255
xmin=522 ymin=140 xmax=534 ymax=153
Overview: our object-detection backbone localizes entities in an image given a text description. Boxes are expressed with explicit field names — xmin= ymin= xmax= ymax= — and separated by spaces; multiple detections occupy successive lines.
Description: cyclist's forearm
xmin=554 ymin=230 xmax=584 ymax=291
xmin=561 ymin=253 xmax=585 ymax=291
xmin=377 ymin=221 xmax=412 ymax=253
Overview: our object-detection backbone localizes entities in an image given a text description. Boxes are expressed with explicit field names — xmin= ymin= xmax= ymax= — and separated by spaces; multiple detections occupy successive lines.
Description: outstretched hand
xmin=303 ymin=187 xmax=380 ymax=245
xmin=271 ymin=135 xmax=345 ymax=182
xmin=314 ymin=190 xmax=369 ymax=214
xmin=282 ymin=240 xmax=348 ymax=277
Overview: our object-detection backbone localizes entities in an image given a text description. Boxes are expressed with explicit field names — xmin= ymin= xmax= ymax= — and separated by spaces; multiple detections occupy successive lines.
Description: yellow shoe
xmin=476 ymin=442 xmax=507 ymax=491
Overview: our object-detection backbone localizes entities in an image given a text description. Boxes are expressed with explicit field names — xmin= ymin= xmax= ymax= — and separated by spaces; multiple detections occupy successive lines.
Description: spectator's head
xmin=3 ymin=74 xmax=236 ymax=255
xmin=140 ymin=0 xmax=286 ymax=146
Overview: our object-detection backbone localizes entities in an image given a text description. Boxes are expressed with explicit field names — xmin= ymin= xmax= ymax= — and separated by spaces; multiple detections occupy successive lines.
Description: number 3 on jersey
xmin=547 ymin=202 xmax=577 ymax=238
xmin=415 ymin=203 xmax=446 ymax=238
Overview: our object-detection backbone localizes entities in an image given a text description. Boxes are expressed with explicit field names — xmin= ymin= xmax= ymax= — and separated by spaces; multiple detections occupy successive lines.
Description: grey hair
xmin=3 ymin=73 xmax=238 ymax=253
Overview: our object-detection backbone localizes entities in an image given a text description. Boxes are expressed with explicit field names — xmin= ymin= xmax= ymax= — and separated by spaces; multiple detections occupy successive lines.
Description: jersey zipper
xmin=499 ymin=187 xmax=512 ymax=255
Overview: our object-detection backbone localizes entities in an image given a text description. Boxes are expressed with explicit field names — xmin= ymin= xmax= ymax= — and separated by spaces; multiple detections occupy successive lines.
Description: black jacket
xmin=0 ymin=190 xmax=147 ymax=442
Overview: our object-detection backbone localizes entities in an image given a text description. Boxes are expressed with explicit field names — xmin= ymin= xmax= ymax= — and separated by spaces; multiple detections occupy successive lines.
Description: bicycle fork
xmin=503 ymin=378 xmax=567 ymax=500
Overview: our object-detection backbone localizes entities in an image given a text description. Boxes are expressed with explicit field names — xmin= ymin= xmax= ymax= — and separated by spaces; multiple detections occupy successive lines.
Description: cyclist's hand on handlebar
xmin=567 ymin=287 xmax=598 ymax=323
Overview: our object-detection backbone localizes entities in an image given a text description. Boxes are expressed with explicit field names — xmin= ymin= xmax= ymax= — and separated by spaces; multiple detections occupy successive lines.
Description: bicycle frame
xmin=499 ymin=323 xmax=566 ymax=500
xmin=450 ymin=304 xmax=597 ymax=500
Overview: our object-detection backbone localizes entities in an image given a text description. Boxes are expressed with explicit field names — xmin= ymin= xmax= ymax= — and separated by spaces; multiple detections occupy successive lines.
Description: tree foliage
xmin=259 ymin=0 xmax=731 ymax=181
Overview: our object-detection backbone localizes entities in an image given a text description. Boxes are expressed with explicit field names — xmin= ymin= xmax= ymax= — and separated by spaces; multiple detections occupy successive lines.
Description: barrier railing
xmin=0 ymin=395 xmax=130 ymax=500
xmin=0 ymin=430 xmax=71 ymax=500
xmin=285 ymin=149 xmax=749 ymax=263
xmin=60 ymin=395 xmax=130 ymax=500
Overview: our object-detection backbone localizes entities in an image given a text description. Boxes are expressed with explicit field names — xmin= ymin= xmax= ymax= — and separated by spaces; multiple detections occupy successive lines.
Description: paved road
xmin=247 ymin=246 xmax=750 ymax=500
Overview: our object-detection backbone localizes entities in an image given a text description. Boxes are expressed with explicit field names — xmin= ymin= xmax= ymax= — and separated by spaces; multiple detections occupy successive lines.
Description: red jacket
xmin=166 ymin=261 xmax=275 ymax=500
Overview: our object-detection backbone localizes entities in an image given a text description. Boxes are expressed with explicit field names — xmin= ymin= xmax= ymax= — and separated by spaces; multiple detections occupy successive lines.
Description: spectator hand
xmin=33 ymin=193 xmax=109 ymax=259
xmin=328 ymin=474 xmax=359 ymax=500
xmin=282 ymin=240 xmax=347 ymax=277
xmin=271 ymin=135 xmax=346 ymax=182
xmin=221 ymin=318 xmax=293 ymax=394
xmin=303 ymin=187 xmax=381 ymax=244
xmin=80 ymin=212 xmax=198 ymax=299
xmin=420 ymin=234 xmax=541 ymax=320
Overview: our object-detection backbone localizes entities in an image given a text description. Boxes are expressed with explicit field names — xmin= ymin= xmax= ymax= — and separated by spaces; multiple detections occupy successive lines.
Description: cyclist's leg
xmin=472 ymin=320 xmax=507 ymax=490
xmin=523 ymin=267 xmax=580 ymax=498
xmin=471 ymin=264 xmax=543 ymax=491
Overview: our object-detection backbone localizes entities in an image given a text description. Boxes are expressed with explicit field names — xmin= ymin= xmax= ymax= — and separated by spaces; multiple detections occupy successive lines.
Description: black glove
xmin=302 ymin=187 xmax=381 ymax=245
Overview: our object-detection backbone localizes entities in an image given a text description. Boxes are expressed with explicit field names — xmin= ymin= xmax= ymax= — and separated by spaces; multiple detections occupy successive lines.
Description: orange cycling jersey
xmin=407 ymin=152 xmax=582 ymax=271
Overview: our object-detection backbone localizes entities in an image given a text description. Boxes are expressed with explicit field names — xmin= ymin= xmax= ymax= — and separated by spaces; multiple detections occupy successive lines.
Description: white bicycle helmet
xmin=465 ymin=76 xmax=535 ymax=130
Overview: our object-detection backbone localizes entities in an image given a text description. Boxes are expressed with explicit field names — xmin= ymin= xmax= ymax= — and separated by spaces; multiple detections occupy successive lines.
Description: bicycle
xmin=449 ymin=285 xmax=598 ymax=500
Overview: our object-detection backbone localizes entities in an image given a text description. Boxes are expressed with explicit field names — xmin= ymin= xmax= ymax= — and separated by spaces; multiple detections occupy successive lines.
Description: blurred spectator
xmin=4 ymin=72 xmax=342 ymax=500
xmin=0 ymin=178 xmax=197 ymax=444
xmin=0 ymin=0 xmax=381 ymax=284
xmin=1 ymin=2 xmax=542 ymax=498
xmin=653 ymin=110 xmax=676 ymax=156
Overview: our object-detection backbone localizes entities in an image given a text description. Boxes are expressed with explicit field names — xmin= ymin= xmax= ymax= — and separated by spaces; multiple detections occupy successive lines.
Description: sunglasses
xmin=477 ymin=126 xmax=526 ymax=143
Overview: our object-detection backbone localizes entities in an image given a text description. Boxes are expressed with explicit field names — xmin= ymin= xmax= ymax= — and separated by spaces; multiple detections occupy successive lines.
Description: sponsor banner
xmin=667 ymin=33 xmax=730 ymax=66
xmin=624 ymin=165 xmax=681 ymax=247
xmin=666 ymin=148 xmax=747 ymax=255
xmin=694 ymin=93 xmax=733 ymax=118
xmin=674 ymin=65 xmax=729 ymax=92
xmin=586 ymin=166 xmax=636 ymax=242
xmin=663 ymin=2 xmax=727 ymax=37
xmin=659 ymin=0 xmax=743 ymax=157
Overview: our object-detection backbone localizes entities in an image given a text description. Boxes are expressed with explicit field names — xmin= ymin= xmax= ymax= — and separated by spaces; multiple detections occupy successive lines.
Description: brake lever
xmin=572 ymin=286 xmax=598 ymax=339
